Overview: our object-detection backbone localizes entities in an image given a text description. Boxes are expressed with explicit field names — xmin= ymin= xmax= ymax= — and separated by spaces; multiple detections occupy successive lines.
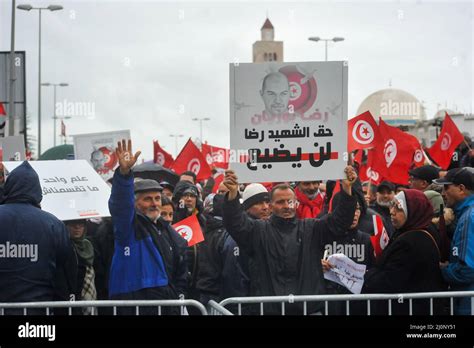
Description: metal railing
xmin=218 ymin=291 xmax=474 ymax=316
xmin=0 ymin=299 xmax=208 ymax=316
xmin=207 ymin=300 xmax=234 ymax=316
xmin=2 ymin=291 xmax=473 ymax=316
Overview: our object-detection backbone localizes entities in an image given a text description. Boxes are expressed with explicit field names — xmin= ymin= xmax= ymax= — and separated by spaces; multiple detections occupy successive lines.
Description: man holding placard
xmin=222 ymin=166 xmax=357 ymax=314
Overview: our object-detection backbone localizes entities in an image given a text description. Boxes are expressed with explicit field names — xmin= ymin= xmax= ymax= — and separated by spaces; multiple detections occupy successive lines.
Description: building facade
xmin=252 ymin=18 xmax=284 ymax=63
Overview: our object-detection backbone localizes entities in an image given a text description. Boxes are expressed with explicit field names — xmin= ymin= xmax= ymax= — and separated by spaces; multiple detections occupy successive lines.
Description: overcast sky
xmin=1 ymin=0 xmax=473 ymax=160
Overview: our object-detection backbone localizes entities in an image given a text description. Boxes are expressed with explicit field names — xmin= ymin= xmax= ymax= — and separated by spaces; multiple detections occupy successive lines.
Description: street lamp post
xmin=42 ymin=82 xmax=68 ymax=147
xmin=17 ymin=4 xmax=63 ymax=156
xmin=191 ymin=117 xmax=210 ymax=143
xmin=8 ymin=0 xmax=17 ymax=137
xmin=169 ymin=134 xmax=184 ymax=157
xmin=308 ymin=36 xmax=345 ymax=61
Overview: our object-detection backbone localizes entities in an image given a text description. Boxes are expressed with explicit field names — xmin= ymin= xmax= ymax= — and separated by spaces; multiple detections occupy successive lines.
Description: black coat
xmin=196 ymin=214 xmax=226 ymax=302
xmin=0 ymin=162 xmax=75 ymax=314
xmin=197 ymin=214 xmax=250 ymax=303
xmin=91 ymin=218 xmax=115 ymax=301
xmin=223 ymin=189 xmax=357 ymax=314
xmin=150 ymin=218 xmax=189 ymax=297
xmin=324 ymin=228 xmax=375 ymax=315
xmin=362 ymin=229 xmax=447 ymax=315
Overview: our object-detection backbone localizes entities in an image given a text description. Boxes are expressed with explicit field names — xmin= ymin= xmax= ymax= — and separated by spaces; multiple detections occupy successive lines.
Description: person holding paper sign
xmin=320 ymin=197 xmax=375 ymax=315
xmin=108 ymin=140 xmax=188 ymax=314
xmin=362 ymin=189 xmax=446 ymax=315
xmin=222 ymin=166 xmax=357 ymax=315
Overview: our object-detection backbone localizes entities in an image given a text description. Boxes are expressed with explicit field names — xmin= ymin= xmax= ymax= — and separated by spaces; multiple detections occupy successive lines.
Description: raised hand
xmin=341 ymin=165 xmax=357 ymax=195
xmin=116 ymin=139 xmax=141 ymax=175
xmin=223 ymin=169 xmax=239 ymax=200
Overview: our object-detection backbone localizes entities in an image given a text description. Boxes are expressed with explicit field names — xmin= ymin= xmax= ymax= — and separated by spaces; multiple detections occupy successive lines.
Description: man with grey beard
xmin=108 ymin=140 xmax=186 ymax=314
xmin=370 ymin=181 xmax=396 ymax=236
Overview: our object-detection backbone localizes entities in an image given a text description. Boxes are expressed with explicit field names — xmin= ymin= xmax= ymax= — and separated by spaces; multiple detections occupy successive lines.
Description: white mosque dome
xmin=356 ymin=88 xmax=426 ymax=126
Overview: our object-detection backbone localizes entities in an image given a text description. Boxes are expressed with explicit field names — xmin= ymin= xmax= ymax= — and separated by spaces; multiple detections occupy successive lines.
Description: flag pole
xmin=464 ymin=139 xmax=472 ymax=151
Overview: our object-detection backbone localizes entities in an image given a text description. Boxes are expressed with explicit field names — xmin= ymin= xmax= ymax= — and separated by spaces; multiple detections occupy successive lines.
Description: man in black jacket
xmin=222 ymin=166 xmax=358 ymax=314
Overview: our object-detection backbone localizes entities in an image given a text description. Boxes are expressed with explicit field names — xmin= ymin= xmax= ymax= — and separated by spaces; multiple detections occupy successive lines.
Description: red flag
xmin=371 ymin=119 xmax=420 ymax=185
xmin=426 ymin=114 xmax=464 ymax=170
xmin=61 ymin=120 xmax=66 ymax=137
xmin=412 ymin=146 xmax=427 ymax=168
xmin=0 ymin=102 xmax=6 ymax=115
xmin=212 ymin=173 xmax=225 ymax=193
xmin=171 ymin=138 xmax=212 ymax=182
xmin=359 ymin=149 xmax=383 ymax=185
xmin=201 ymin=143 xmax=229 ymax=169
xmin=353 ymin=149 xmax=364 ymax=166
xmin=328 ymin=180 xmax=341 ymax=213
xmin=172 ymin=214 xmax=204 ymax=247
xmin=370 ymin=214 xmax=390 ymax=259
xmin=153 ymin=141 xmax=174 ymax=168
xmin=347 ymin=111 xmax=380 ymax=152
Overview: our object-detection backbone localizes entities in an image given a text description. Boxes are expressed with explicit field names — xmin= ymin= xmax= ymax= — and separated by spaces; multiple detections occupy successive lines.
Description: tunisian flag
xmin=347 ymin=111 xmax=380 ymax=152
xmin=171 ymin=138 xmax=212 ymax=182
xmin=172 ymin=215 xmax=204 ymax=247
xmin=426 ymin=114 xmax=464 ymax=169
xmin=370 ymin=214 xmax=390 ymax=259
xmin=371 ymin=119 xmax=420 ymax=185
xmin=412 ymin=146 xmax=427 ymax=168
xmin=153 ymin=141 xmax=174 ymax=168
xmin=359 ymin=149 xmax=383 ymax=185
xmin=201 ymin=143 xmax=229 ymax=169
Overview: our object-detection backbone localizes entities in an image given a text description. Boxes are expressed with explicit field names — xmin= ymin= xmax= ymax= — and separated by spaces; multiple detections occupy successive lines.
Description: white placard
xmin=229 ymin=61 xmax=348 ymax=183
xmin=323 ymin=253 xmax=366 ymax=294
xmin=3 ymin=160 xmax=111 ymax=221
xmin=72 ymin=130 xmax=130 ymax=181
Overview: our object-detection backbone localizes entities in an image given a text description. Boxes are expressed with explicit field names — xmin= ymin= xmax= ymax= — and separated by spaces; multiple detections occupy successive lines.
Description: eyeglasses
xmin=389 ymin=199 xmax=403 ymax=210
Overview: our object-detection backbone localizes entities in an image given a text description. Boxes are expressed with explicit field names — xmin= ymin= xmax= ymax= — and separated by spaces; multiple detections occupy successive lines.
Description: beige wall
xmin=252 ymin=41 xmax=284 ymax=63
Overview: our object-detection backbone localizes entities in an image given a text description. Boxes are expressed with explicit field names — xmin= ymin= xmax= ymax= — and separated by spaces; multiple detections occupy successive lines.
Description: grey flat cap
xmin=134 ymin=179 xmax=163 ymax=193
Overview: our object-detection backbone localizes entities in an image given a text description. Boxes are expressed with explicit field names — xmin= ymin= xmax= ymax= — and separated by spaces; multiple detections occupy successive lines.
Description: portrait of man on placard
xmin=260 ymin=72 xmax=291 ymax=117
xmin=254 ymin=70 xmax=305 ymax=124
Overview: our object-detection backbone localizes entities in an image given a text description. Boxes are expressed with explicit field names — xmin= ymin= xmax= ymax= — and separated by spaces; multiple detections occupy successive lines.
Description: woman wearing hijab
xmin=362 ymin=189 xmax=447 ymax=315
xmin=65 ymin=219 xmax=97 ymax=315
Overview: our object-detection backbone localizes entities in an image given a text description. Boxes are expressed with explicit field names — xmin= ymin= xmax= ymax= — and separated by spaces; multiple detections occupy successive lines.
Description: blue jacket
xmin=441 ymin=194 xmax=474 ymax=315
xmin=0 ymin=161 xmax=71 ymax=304
xmin=108 ymin=170 xmax=169 ymax=297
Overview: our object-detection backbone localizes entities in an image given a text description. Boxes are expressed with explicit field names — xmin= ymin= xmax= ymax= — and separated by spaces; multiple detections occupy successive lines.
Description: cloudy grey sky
xmin=1 ymin=0 xmax=473 ymax=160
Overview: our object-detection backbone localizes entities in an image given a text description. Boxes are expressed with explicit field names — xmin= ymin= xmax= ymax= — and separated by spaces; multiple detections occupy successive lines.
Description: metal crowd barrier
xmin=207 ymin=300 xmax=234 ymax=316
xmin=2 ymin=292 xmax=474 ymax=316
xmin=218 ymin=291 xmax=474 ymax=316
xmin=0 ymin=299 xmax=208 ymax=316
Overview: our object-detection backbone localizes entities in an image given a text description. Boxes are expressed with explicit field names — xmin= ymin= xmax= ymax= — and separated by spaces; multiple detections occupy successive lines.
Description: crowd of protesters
xmin=0 ymin=137 xmax=473 ymax=316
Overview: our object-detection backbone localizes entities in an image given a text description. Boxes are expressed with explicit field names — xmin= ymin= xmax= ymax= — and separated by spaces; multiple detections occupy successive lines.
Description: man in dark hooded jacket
xmin=0 ymin=161 xmax=74 ymax=314
xmin=172 ymin=180 xmax=206 ymax=305
xmin=222 ymin=166 xmax=358 ymax=314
